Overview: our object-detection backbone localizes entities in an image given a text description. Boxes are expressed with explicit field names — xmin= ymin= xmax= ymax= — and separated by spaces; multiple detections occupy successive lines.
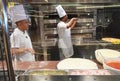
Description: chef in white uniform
xmin=10 ymin=5 xmax=35 ymax=61
xmin=56 ymin=5 xmax=78 ymax=60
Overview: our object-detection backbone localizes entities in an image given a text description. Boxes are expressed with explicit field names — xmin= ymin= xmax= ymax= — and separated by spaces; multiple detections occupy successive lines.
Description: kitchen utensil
xmin=103 ymin=57 xmax=120 ymax=75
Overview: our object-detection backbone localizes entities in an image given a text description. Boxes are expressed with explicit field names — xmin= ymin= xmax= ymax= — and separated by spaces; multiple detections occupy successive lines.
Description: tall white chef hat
xmin=56 ymin=5 xmax=67 ymax=18
xmin=10 ymin=5 xmax=27 ymax=23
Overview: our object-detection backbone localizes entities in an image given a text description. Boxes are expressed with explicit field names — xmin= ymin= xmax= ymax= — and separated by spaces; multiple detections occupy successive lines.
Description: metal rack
xmin=26 ymin=0 xmax=120 ymax=60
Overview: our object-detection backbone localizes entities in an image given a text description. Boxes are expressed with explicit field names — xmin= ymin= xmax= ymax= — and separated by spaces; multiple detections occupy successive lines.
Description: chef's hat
xmin=56 ymin=5 xmax=67 ymax=18
xmin=10 ymin=5 xmax=27 ymax=23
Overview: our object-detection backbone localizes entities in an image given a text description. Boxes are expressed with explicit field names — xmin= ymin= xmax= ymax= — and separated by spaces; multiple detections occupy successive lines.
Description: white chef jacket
xmin=57 ymin=21 xmax=74 ymax=58
xmin=10 ymin=28 xmax=35 ymax=61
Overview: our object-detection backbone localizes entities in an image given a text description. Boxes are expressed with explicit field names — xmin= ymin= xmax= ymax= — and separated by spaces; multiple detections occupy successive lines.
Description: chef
xmin=56 ymin=5 xmax=78 ymax=60
xmin=10 ymin=5 xmax=35 ymax=61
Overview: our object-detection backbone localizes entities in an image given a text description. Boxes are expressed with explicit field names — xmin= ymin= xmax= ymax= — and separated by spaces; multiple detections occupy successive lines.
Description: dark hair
xmin=59 ymin=16 xmax=64 ymax=20
xmin=59 ymin=15 xmax=67 ymax=20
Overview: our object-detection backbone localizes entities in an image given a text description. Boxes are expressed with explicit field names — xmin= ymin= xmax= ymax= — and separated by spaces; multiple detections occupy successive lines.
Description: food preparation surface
xmin=0 ymin=61 xmax=59 ymax=70
xmin=0 ymin=60 xmax=103 ymax=70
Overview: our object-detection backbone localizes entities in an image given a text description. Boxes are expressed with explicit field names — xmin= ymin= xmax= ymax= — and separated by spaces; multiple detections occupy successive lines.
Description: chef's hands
xmin=68 ymin=18 xmax=78 ymax=29
xmin=72 ymin=18 xmax=78 ymax=21
xmin=26 ymin=48 xmax=35 ymax=55
xmin=71 ymin=18 xmax=78 ymax=23
xmin=10 ymin=48 xmax=35 ymax=55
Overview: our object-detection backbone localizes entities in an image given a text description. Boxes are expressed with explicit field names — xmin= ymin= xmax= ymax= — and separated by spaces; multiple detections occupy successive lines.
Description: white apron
xmin=57 ymin=22 xmax=74 ymax=58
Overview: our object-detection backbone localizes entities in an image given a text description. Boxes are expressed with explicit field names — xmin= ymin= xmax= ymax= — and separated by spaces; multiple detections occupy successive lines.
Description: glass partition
xmin=1 ymin=0 xmax=120 ymax=61
xmin=0 ymin=0 xmax=120 ymax=81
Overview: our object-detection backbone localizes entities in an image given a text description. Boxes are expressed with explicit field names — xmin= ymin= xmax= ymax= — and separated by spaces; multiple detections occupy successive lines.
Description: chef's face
xmin=64 ymin=15 xmax=68 ymax=21
xmin=20 ymin=19 xmax=30 ymax=30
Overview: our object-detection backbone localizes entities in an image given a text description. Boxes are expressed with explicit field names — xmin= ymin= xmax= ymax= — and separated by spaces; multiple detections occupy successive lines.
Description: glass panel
xmin=1 ymin=1 xmax=120 ymax=77
xmin=3 ymin=0 xmax=120 ymax=61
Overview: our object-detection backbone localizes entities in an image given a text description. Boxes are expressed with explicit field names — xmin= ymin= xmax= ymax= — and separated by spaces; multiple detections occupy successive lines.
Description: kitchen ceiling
xmin=31 ymin=0 xmax=119 ymax=3
xmin=3 ymin=0 xmax=120 ymax=6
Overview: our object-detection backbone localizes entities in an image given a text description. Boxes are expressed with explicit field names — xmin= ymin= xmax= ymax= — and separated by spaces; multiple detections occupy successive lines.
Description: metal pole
xmin=39 ymin=9 xmax=48 ymax=61
xmin=2 ymin=0 xmax=15 ymax=81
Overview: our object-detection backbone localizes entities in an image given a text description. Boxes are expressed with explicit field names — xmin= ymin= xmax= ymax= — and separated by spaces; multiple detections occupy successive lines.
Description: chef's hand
xmin=27 ymin=48 xmax=35 ymax=55
xmin=72 ymin=18 xmax=78 ymax=21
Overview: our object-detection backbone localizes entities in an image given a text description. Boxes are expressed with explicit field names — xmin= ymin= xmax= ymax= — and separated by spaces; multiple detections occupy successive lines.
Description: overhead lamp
xmin=44 ymin=0 xmax=48 ymax=2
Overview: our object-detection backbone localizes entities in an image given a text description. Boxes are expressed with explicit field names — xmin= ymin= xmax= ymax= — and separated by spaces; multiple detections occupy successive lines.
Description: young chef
xmin=56 ymin=5 xmax=78 ymax=60
xmin=10 ymin=5 xmax=35 ymax=61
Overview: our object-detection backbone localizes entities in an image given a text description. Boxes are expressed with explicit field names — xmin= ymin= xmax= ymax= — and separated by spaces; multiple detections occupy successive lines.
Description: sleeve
xmin=10 ymin=33 xmax=20 ymax=48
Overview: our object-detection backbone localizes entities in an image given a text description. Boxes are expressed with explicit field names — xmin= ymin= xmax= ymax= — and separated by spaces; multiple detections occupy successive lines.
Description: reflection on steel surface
xmin=18 ymin=75 xmax=120 ymax=81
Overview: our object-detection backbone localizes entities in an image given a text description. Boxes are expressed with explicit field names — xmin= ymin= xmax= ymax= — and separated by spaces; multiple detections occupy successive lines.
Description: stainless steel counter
xmin=18 ymin=75 xmax=120 ymax=81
